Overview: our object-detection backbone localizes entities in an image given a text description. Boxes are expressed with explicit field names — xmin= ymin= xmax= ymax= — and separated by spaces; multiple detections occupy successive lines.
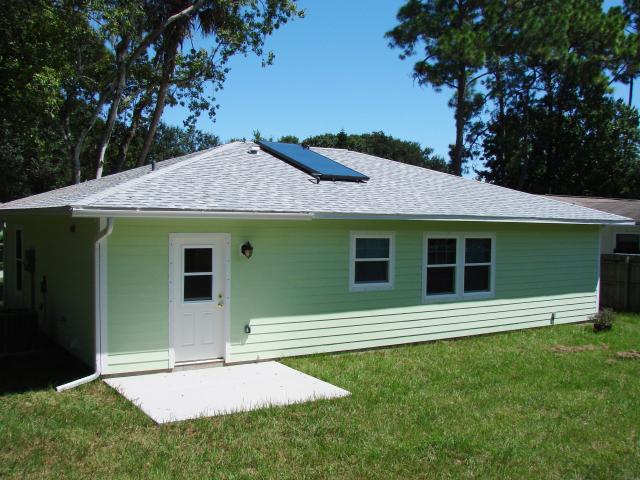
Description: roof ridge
xmin=77 ymin=143 xmax=239 ymax=208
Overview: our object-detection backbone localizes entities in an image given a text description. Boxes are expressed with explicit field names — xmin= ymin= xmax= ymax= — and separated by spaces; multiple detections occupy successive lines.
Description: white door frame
xmin=168 ymin=233 xmax=231 ymax=367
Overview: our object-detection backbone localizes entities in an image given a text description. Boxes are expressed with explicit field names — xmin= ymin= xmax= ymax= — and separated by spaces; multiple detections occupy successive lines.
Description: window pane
xmin=356 ymin=238 xmax=389 ymax=259
xmin=464 ymin=265 xmax=490 ymax=292
xmin=15 ymin=230 xmax=22 ymax=260
xmin=16 ymin=262 xmax=22 ymax=291
xmin=184 ymin=248 xmax=212 ymax=273
xmin=615 ymin=234 xmax=640 ymax=254
xmin=355 ymin=260 xmax=389 ymax=283
xmin=426 ymin=266 xmax=456 ymax=295
xmin=428 ymin=238 xmax=456 ymax=265
xmin=184 ymin=275 xmax=213 ymax=301
xmin=465 ymin=238 xmax=491 ymax=263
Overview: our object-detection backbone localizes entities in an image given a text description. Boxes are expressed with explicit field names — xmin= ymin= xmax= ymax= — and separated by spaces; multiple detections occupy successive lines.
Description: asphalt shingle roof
xmin=545 ymin=195 xmax=640 ymax=224
xmin=0 ymin=142 xmax=631 ymax=224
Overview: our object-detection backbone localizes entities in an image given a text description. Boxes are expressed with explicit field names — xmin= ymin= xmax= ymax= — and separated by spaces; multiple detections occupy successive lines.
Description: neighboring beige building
xmin=546 ymin=196 xmax=640 ymax=255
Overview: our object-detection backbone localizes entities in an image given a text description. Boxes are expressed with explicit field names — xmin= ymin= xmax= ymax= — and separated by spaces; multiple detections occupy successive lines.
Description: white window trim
xmin=422 ymin=232 xmax=496 ymax=303
xmin=461 ymin=233 xmax=496 ymax=300
xmin=349 ymin=231 xmax=395 ymax=292
xmin=423 ymin=233 xmax=461 ymax=302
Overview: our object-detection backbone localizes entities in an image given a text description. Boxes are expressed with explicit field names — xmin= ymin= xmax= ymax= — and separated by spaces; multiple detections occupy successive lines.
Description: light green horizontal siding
xmin=3 ymin=215 xmax=98 ymax=365
xmin=104 ymin=219 xmax=599 ymax=373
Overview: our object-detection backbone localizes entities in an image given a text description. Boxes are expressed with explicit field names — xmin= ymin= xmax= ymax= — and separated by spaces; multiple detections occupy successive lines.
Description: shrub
xmin=590 ymin=309 xmax=614 ymax=332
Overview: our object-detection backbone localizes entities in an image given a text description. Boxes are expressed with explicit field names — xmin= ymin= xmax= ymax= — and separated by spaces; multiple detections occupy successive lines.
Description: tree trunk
xmin=629 ymin=77 xmax=634 ymax=107
xmin=136 ymin=37 xmax=179 ymax=167
xmin=96 ymin=38 xmax=129 ymax=179
xmin=452 ymin=68 xmax=467 ymax=176
xmin=116 ymin=93 xmax=151 ymax=172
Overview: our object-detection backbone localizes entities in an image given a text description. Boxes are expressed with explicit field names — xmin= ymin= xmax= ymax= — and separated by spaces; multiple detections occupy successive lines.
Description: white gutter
xmin=56 ymin=217 xmax=114 ymax=392
xmin=69 ymin=207 xmax=633 ymax=225
xmin=71 ymin=208 xmax=313 ymax=221
xmin=312 ymin=212 xmax=635 ymax=225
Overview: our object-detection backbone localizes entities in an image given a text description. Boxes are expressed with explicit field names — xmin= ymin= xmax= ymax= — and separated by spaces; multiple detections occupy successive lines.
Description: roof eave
xmin=70 ymin=207 xmax=314 ymax=221
xmin=0 ymin=206 xmax=73 ymax=216
xmin=69 ymin=207 xmax=634 ymax=225
xmin=312 ymin=212 xmax=634 ymax=225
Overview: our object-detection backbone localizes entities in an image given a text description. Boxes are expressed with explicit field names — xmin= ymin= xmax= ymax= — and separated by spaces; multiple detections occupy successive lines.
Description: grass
xmin=1 ymin=316 xmax=639 ymax=479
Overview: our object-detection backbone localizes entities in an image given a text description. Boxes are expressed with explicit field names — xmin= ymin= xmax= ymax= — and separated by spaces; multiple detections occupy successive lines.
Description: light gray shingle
xmin=0 ymin=142 xmax=631 ymax=223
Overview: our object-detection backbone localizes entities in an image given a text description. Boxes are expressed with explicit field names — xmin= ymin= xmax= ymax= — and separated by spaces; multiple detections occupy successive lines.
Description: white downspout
xmin=57 ymin=217 xmax=113 ymax=392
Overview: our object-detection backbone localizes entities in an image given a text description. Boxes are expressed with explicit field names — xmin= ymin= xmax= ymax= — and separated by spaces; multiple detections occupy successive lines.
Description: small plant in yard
xmin=591 ymin=309 xmax=614 ymax=332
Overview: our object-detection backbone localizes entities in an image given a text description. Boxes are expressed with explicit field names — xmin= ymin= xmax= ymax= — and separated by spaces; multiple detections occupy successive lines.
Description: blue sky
xmin=164 ymin=0 xmax=639 ymax=166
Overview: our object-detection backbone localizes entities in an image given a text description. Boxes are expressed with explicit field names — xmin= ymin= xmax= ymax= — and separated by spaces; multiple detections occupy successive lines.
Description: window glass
xmin=426 ymin=266 xmax=456 ymax=295
xmin=183 ymin=247 xmax=213 ymax=301
xmin=464 ymin=265 xmax=490 ymax=292
xmin=355 ymin=260 xmax=388 ymax=283
xmin=426 ymin=238 xmax=457 ymax=296
xmin=184 ymin=248 xmax=212 ymax=273
xmin=428 ymin=238 xmax=456 ymax=265
xmin=15 ymin=230 xmax=22 ymax=260
xmin=615 ymin=234 xmax=640 ymax=254
xmin=355 ymin=238 xmax=389 ymax=259
xmin=463 ymin=237 xmax=492 ymax=293
xmin=465 ymin=238 xmax=491 ymax=263
xmin=15 ymin=229 xmax=23 ymax=291
xmin=184 ymin=275 xmax=213 ymax=301
xmin=352 ymin=235 xmax=393 ymax=287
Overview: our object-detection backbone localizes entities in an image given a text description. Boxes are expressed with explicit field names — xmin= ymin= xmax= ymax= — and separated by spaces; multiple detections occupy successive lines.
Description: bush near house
xmin=0 ymin=315 xmax=639 ymax=479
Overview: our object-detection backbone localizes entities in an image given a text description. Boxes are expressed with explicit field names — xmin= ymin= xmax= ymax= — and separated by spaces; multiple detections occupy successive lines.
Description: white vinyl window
xmin=423 ymin=233 xmax=495 ymax=302
xmin=463 ymin=238 xmax=494 ymax=295
xmin=425 ymin=236 xmax=458 ymax=298
xmin=182 ymin=247 xmax=214 ymax=302
xmin=350 ymin=232 xmax=395 ymax=291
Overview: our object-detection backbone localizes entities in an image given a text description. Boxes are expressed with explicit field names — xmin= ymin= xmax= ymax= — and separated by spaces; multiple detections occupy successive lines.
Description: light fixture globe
xmin=241 ymin=241 xmax=253 ymax=259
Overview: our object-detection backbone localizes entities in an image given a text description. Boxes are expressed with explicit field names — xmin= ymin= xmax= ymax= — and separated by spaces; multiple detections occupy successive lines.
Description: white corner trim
xmin=96 ymin=218 xmax=114 ymax=374
xmin=349 ymin=231 xmax=395 ymax=292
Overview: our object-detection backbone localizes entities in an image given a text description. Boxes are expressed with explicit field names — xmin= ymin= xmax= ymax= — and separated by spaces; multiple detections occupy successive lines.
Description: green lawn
xmin=1 ymin=315 xmax=639 ymax=479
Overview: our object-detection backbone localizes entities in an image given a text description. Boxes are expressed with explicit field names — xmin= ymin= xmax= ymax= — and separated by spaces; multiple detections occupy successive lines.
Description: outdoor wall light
xmin=241 ymin=241 xmax=253 ymax=259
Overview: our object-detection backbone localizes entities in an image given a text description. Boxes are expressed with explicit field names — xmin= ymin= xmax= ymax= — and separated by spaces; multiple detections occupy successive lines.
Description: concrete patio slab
xmin=104 ymin=361 xmax=349 ymax=423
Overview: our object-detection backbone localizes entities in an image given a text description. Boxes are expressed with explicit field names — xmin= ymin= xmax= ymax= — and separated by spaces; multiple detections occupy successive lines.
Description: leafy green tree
xmin=302 ymin=131 xmax=449 ymax=172
xmin=476 ymin=0 xmax=640 ymax=197
xmin=386 ymin=0 xmax=491 ymax=176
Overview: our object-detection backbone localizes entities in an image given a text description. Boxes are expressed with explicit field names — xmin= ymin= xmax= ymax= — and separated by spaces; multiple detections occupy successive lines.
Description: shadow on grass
xmin=0 ymin=336 xmax=92 ymax=395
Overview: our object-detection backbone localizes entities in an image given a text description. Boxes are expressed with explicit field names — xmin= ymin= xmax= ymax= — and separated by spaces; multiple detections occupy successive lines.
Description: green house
xmin=0 ymin=142 xmax=632 ymax=376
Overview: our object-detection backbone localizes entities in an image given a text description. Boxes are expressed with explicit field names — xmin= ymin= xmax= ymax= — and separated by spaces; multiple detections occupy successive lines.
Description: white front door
xmin=170 ymin=235 xmax=229 ymax=363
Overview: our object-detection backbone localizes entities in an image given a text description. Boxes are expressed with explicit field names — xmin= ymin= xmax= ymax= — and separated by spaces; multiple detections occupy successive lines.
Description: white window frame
xmin=462 ymin=234 xmax=496 ymax=300
xmin=422 ymin=232 xmax=496 ymax=303
xmin=423 ymin=233 xmax=461 ymax=302
xmin=349 ymin=231 xmax=395 ymax=292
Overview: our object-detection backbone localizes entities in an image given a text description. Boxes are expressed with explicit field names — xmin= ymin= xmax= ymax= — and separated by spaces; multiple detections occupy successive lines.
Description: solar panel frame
xmin=258 ymin=141 xmax=369 ymax=182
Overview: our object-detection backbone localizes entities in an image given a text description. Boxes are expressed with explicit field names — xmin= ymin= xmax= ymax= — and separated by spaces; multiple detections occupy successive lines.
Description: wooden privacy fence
xmin=600 ymin=254 xmax=640 ymax=313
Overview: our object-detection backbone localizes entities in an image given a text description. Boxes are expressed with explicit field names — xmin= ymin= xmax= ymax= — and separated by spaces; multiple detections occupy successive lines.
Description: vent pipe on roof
xmin=248 ymin=146 xmax=260 ymax=155
xmin=151 ymin=160 xmax=156 ymax=171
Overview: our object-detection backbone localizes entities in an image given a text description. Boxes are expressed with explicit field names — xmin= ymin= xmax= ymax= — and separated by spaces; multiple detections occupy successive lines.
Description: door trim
xmin=168 ymin=233 xmax=231 ymax=368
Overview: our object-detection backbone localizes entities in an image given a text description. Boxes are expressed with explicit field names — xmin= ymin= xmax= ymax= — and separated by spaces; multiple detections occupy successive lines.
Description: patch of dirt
xmin=551 ymin=344 xmax=609 ymax=354
xmin=615 ymin=350 xmax=640 ymax=360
